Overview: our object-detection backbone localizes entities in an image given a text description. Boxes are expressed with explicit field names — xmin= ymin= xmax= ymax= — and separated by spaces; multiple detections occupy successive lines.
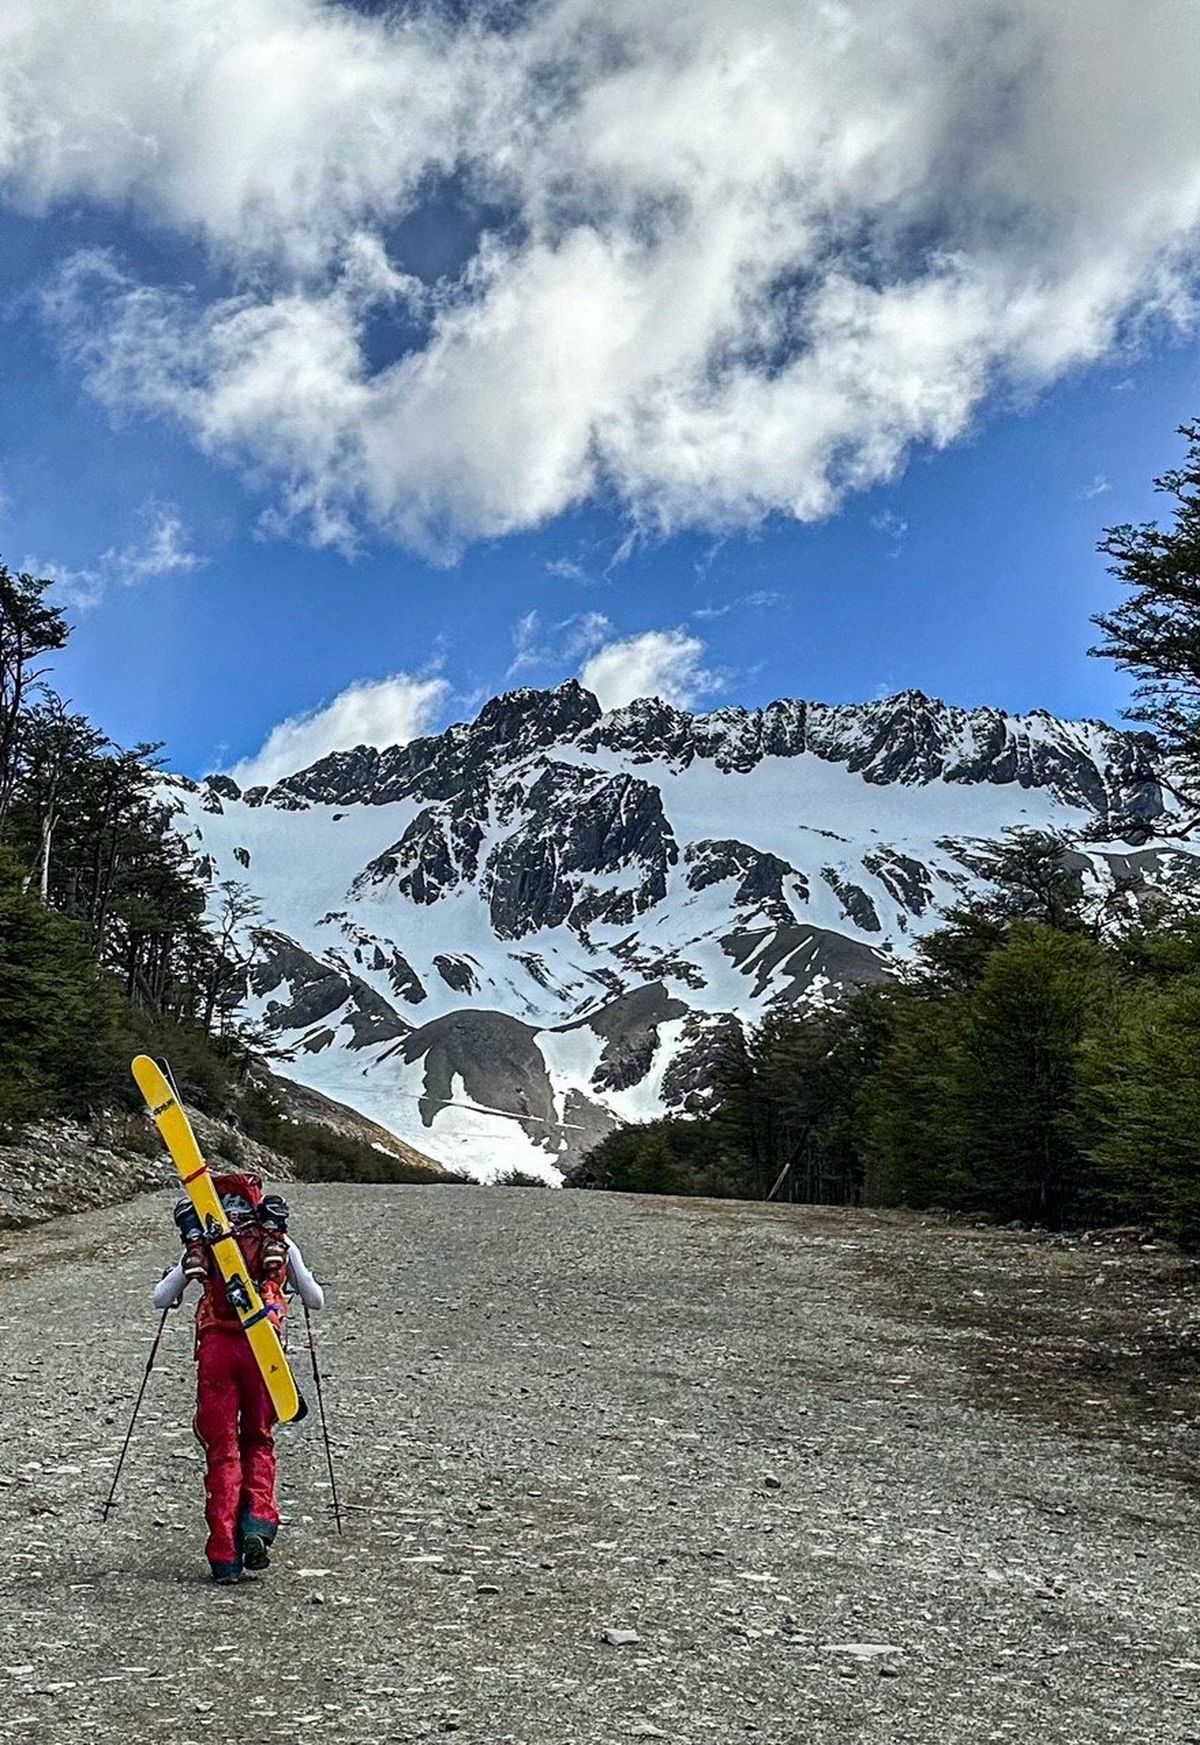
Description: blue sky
xmin=2 ymin=2 xmax=1199 ymax=781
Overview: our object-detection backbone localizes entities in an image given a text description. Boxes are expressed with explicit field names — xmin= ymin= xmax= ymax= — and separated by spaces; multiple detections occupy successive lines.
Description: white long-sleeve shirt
xmin=153 ymin=1235 xmax=325 ymax=1311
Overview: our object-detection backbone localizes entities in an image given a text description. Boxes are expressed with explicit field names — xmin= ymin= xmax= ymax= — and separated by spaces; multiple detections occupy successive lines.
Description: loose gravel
xmin=1 ymin=1185 xmax=1198 ymax=1744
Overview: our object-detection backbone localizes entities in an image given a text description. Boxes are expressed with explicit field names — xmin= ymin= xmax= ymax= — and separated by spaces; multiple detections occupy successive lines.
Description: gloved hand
xmin=261 ymin=1235 xmax=289 ymax=1280
xmin=258 ymin=1194 xmax=290 ymax=1234
xmin=183 ymin=1241 xmax=208 ymax=1285
xmin=173 ymin=1196 xmax=204 ymax=1246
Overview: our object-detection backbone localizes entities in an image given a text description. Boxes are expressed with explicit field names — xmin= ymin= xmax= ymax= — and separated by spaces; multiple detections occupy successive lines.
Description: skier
xmin=153 ymin=1171 xmax=324 ymax=1584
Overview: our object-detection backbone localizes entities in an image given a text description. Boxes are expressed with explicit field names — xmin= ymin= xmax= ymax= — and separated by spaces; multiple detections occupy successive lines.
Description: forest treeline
xmin=582 ymin=832 xmax=1200 ymax=1238
xmin=583 ymin=424 xmax=1200 ymax=1241
xmin=0 ymin=565 xmax=260 ymax=1126
xmin=0 ymin=569 xmax=442 ymax=1183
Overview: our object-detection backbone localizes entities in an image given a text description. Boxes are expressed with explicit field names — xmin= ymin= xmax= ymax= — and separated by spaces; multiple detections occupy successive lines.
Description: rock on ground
xmin=1 ymin=1187 xmax=1198 ymax=1743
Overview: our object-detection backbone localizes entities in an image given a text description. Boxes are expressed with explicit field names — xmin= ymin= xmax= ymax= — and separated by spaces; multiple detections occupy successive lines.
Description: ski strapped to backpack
xmin=131 ymin=1055 xmax=307 ymax=1424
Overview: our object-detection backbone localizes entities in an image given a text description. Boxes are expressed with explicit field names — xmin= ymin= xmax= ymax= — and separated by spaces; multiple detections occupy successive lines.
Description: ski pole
xmin=303 ymin=1302 xmax=343 ymax=1534
xmin=100 ymin=1304 xmax=172 ymax=1523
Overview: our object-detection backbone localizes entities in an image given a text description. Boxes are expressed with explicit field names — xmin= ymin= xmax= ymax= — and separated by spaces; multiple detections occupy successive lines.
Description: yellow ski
xmin=131 ymin=1055 xmax=306 ymax=1424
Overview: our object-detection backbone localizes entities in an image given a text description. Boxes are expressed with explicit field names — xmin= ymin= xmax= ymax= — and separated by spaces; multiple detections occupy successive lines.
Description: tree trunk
xmin=38 ymin=810 xmax=56 ymax=904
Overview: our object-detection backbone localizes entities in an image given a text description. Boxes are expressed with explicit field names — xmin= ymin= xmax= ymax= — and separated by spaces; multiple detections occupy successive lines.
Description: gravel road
xmin=1 ymin=1185 xmax=1198 ymax=1744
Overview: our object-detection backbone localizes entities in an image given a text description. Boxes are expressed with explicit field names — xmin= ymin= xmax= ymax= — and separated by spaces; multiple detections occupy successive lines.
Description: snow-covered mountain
xmin=169 ymin=682 xmax=1196 ymax=1180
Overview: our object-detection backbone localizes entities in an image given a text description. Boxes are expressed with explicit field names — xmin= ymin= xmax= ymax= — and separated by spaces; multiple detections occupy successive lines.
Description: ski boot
xmin=240 ymin=1514 xmax=277 ymax=1572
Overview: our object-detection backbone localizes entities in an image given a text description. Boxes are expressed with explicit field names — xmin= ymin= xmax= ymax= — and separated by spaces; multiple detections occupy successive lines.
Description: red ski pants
xmin=194 ymin=1328 xmax=279 ymax=1568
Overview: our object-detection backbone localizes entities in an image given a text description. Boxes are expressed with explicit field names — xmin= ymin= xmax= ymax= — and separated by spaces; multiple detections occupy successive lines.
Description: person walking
xmin=153 ymin=1171 xmax=324 ymax=1583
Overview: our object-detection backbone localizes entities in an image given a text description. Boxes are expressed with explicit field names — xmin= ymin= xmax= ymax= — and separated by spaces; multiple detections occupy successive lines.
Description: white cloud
xmin=694 ymin=589 xmax=782 ymax=620
xmin=1082 ymin=473 xmax=1113 ymax=499
xmin=27 ymin=501 xmax=202 ymax=609
xmin=9 ymin=1 xmax=1200 ymax=553
xmin=544 ymin=556 xmax=591 ymax=584
xmin=871 ymin=508 xmax=909 ymax=555
xmin=104 ymin=503 xmax=204 ymax=584
xmin=580 ymin=628 xmax=717 ymax=711
xmin=29 ymin=557 xmax=104 ymax=611
xmin=229 ymin=672 xmax=451 ymax=788
xmin=508 ymin=609 xmax=611 ymax=676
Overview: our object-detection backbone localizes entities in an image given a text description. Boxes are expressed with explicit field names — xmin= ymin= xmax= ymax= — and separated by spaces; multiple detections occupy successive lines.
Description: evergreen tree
xmin=10 ymin=695 xmax=109 ymax=904
xmin=1082 ymin=976 xmax=1200 ymax=1242
xmin=0 ymin=553 xmax=264 ymax=1129
xmin=948 ymin=926 xmax=1112 ymax=1226
xmin=709 ymin=1021 xmax=779 ymax=1194
xmin=860 ymin=993 xmax=963 ymax=1207
xmin=0 ymin=568 xmax=69 ymax=820
xmin=582 ymin=1116 xmax=752 ymax=1198
xmin=1092 ymin=421 xmax=1200 ymax=823
xmin=0 ymin=853 xmax=125 ymax=1126
xmin=913 ymin=828 xmax=1089 ymax=992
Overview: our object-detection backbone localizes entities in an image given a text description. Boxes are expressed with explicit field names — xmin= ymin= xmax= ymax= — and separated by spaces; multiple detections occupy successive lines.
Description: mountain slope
xmin=170 ymin=683 xmax=1196 ymax=1180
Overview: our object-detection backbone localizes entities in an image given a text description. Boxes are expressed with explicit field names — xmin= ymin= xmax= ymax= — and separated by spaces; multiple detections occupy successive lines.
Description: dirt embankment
xmin=0 ymin=1066 xmax=453 ymax=1233
xmin=0 ymin=1105 xmax=292 ymax=1232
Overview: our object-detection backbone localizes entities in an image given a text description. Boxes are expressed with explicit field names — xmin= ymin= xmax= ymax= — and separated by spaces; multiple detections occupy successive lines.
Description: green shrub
xmin=580 ymin=1117 xmax=756 ymax=1199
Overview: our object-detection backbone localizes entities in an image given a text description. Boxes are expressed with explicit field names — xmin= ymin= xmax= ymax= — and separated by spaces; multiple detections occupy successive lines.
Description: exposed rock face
xmin=685 ymin=839 xmax=808 ymax=915
xmin=483 ymin=762 xmax=677 ymax=940
xmin=434 ymin=954 xmax=480 ymax=994
xmin=326 ymin=920 xmax=428 ymax=1005
xmin=863 ymin=847 xmax=936 ymax=918
xmin=250 ymin=931 xmax=410 ymax=1050
xmin=402 ymin=1010 xmax=558 ymax=1149
xmin=821 ymin=867 xmax=883 ymax=933
xmin=563 ymin=983 xmax=690 ymax=1094
xmin=168 ymin=682 xmax=1198 ymax=1181
xmin=355 ymin=802 xmax=484 ymax=904
xmin=720 ymin=924 xmax=894 ymax=1002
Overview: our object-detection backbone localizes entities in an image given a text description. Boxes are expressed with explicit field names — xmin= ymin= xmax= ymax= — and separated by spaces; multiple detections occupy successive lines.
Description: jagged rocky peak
xmin=578 ymin=695 xmax=696 ymax=764
xmin=208 ymin=680 xmax=1165 ymax=836
xmin=804 ymin=691 xmax=958 ymax=782
xmin=793 ymin=688 xmax=1163 ymax=814
xmin=259 ymin=679 xmax=603 ymax=810
xmin=471 ymin=679 xmax=602 ymax=750
xmin=198 ymin=773 xmax=241 ymax=814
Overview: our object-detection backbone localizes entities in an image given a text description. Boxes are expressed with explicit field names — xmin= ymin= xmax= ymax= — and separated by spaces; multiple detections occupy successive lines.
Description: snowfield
xmin=167 ymin=684 xmax=1195 ymax=1178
